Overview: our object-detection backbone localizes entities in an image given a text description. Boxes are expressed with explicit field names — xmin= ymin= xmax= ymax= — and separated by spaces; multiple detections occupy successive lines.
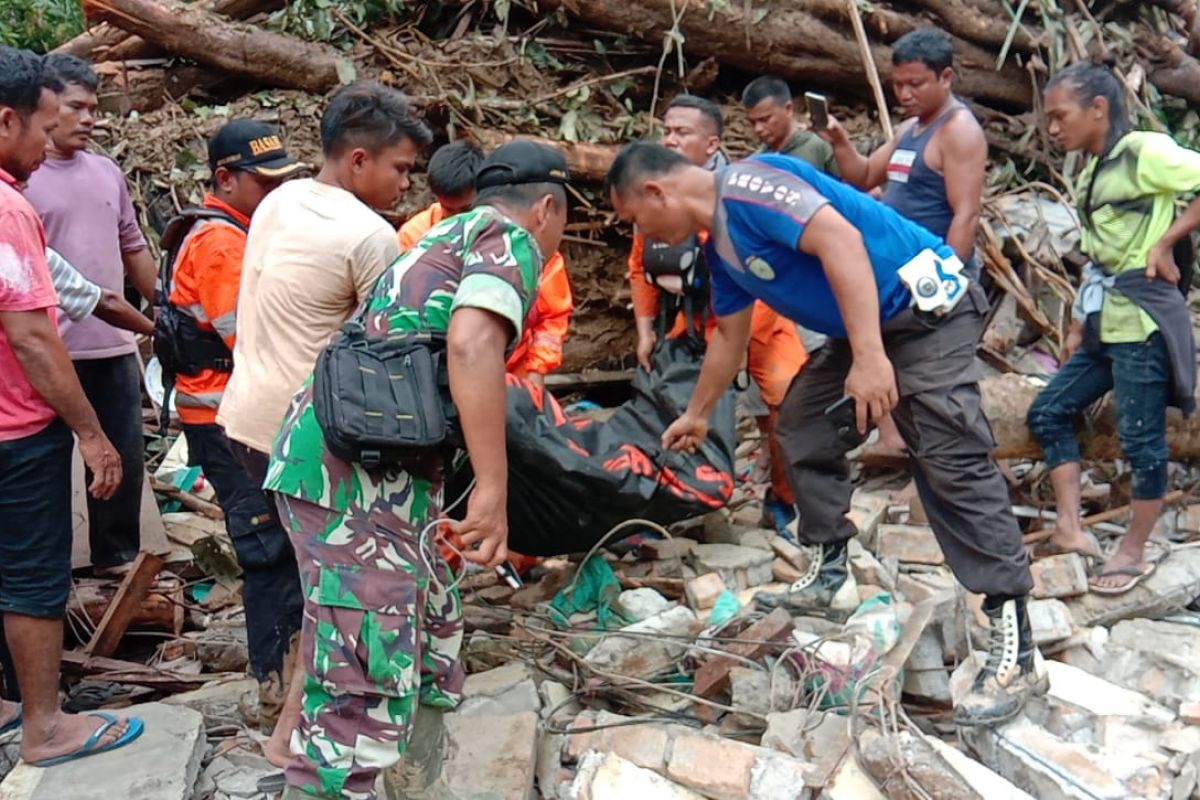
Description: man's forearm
xmin=123 ymin=247 xmax=157 ymax=303
xmin=95 ymin=290 xmax=154 ymax=336
xmin=1156 ymin=196 xmax=1200 ymax=249
xmin=945 ymin=212 xmax=980 ymax=263
xmin=448 ymin=310 xmax=510 ymax=495
xmin=832 ymin=142 xmax=872 ymax=189
xmin=825 ymin=246 xmax=885 ymax=358
xmin=4 ymin=313 xmax=104 ymax=438
xmin=686 ymin=311 xmax=751 ymax=419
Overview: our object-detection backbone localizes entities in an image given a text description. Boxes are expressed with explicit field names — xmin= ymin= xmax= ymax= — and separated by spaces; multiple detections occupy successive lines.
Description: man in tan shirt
xmin=215 ymin=81 xmax=431 ymax=760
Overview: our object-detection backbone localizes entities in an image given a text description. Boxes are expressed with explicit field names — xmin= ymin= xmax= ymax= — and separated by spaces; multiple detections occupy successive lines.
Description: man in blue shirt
xmin=606 ymin=142 xmax=1042 ymax=728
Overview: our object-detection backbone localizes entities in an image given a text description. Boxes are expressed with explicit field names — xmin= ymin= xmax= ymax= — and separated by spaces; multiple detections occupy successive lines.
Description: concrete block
xmin=1028 ymin=599 xmax=1074 ymax=645
xmin=902 ymin=668 xmax=952 ymax=704
xmin=536 ymin=733 xmax=570 ymax=800
xmin=772 ymin=558 xmax=801 ymax=584
xmin=564 ymin=712 xmax=693 ymax=773
xmin=875 ymin=524 xmax=945 ymax=565
xmin=1181 ymin=702 xmax=1200 ymax=725
xmin=770 ymin=536 xmax=807 ymax=569
xmin=693 ymin=544 xmax=775 ymax=589
xmin=0 ymin=702 xmax=205 ymax=800
xmin=824 ymin=753 xmax=885 ymax=800
xmin=761 ymin=709 xmax=849 ymax=787
xmin=666 ymin=734 xmax=757 ymax=800
xmin=568 ymin=752 xmax=705 ymax=800
xmin=924 ymin=735 xmax=1035 ymax=800
xmin=639 ymin=537 xmax=697 ymax=561
xmin=1030 ymin=554 xmax=1090 ymax=599
xmin=1093 ymin=618 xmax=1200 ymax=710
xmin=617 ymin=588 xmax=673 ymax=622
xmin=738 ymin=529 xmax=775 ymax=551
xmin=443 ymin=711 xmax=538 ymax=800
xmin=203 ymin=754 xmax=275 ymax=799
xmin=161 ymin=676 xmax=258 ymax=729
xmin=1044 ymin=661 xmax=1174 ymax=723
xmin=1066 ymin=547 xmax=1200 ymax=629
xmin=685 ymin=572 xmax=727 ymax=610
xmin=748 ymin=750 xmax=812 ymax=799
xmin=539 ymin=680 xmax=582 ymax=721
xmin=457 ymin=661 xmax=541 ymax=716
xmin=849 ymin=489 xmax=891 ymax=546
xmin=904 ymin=628 xmax=945 ymax=672
xmin=583 ymin=606 xmax=696 ymax=678
xmin=847 ymin=545 xmax=897 ymax=592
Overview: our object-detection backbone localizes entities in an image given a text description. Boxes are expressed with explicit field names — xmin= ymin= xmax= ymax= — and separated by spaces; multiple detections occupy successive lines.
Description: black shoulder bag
xmin=313 ymin=322 xmax=461 ymax=470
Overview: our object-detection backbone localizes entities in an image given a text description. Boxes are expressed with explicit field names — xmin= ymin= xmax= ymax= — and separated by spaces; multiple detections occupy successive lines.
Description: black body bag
xmin=313 ymin=323 xmax=460 ymax=470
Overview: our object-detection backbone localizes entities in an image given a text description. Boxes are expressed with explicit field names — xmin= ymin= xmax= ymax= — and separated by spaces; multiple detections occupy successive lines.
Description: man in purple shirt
xmin=25 ymin=54 xmax=157 ymax=575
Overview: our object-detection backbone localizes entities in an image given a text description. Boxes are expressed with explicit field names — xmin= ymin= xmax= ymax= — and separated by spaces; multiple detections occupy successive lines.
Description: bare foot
xmin=21 ymin=711 xmax=130 ymax=764
xmin=1090 ymin=545 xmax=1148 ymax=592
xmin=263 ymin=727 xmax=293 ymax=769
xmin=1042 ymin=526 xmax=1098 ymax=558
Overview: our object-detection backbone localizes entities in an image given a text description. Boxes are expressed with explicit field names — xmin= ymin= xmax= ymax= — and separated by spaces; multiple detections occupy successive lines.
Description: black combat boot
xmin=756 ymin=541 xmax=858 ymax=620
xmin=955 ymin=595 xmax=1049 ymax=727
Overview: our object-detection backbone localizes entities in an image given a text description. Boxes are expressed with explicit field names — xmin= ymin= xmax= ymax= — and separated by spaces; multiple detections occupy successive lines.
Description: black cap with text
xmin=475 ymin=140 xmax=570 ymax=191
xmin=207 ymin=119 xmax=307 ymax=178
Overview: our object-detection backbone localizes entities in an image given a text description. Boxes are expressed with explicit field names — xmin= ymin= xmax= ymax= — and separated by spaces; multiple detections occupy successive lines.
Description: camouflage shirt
xmin=264 ymin=206 xmax=544 ymax=513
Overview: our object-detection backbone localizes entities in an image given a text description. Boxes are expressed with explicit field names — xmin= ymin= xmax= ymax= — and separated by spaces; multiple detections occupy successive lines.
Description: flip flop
xmin=29 ymin=712 xmax=144 ymax=767
xmin=1089 ymin=562 xmax=1158 ymax=596
xmin=0 ymin=704 xmax=21 ymax=736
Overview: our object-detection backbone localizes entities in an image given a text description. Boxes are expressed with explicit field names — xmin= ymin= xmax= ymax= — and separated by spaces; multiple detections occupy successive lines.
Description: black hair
xmin=43 ymin=53 xmax=98 ymax=92
xmin=0 ymin=47 xmax=63 ymax=119
xmin=428 ymin=140 xmax=484 ymax=198
xmin=891 ymin=27 xmax=954 ymax=73
xmin=604 ymin=141 xmax=691 ymax=199
xmin=740 ymin=76 xmax=791 ymax=109
xmin=1045 ymin=56 xmax=1131 ymax=151
xmin=667 ymin=94 xmax=724 ymax=138
xmin=475 ymin=181 xmax=567 ymax=213
xmin=320 ymin=81 xmax=433 ymax=157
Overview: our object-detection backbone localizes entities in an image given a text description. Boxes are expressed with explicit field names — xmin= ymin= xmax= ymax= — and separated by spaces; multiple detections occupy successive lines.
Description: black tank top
xmin=882 ymin=103 xmax=964 ymax=241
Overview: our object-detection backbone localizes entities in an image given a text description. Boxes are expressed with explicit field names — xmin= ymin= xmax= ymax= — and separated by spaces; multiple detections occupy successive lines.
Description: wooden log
xmin=473 ymin=131 xmax=621 ymax=183
xmin=534 ymin=0 xmax=1034 ymax=109
xmin=81 ymin=0 xmax=349 ymax=94
xmin=84 ymin=552 xmax=165 ymax=657
xmin=982 ymin=373 xmax=1200 ymax=461
xmin=59 ymin=0 xmax=285 ymax=61
xmin=61 ymin=649 xmax=240 ymax=691
xmin=1138 ymin=33 xmax=1200 ymax=105
xmin=69 ymin=584 xmax=182 ymax=635
xmin=150 ymin=475 xmax=224 ymax=520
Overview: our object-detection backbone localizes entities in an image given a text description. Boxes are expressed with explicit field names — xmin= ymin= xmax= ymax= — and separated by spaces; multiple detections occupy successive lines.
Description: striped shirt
xmin=46 ymin=247 xmax=102 ymax=322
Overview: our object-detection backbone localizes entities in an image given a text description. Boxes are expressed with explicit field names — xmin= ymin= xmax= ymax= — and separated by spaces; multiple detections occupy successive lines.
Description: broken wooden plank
xmin=693 ymin=608 xmax=795 ymax=697
xmin=61 ymin=650 xmax=240 ymax=691
xmin=84 ymin=551 xmax=165 ymax=657
xmin=150 ymin=475 xmax=224 ymax=520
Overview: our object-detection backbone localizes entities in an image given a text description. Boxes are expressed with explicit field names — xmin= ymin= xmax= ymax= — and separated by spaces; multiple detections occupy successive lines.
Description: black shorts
xmin=0 ymin=420 xmax=73 ymax=618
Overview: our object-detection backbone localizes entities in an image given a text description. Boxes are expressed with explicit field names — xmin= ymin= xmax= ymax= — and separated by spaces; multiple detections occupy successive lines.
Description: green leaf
xmin=559 ymin=109 xmax=580 ymax=143
xmin=335 ymin=58 xmax=358 ymax=85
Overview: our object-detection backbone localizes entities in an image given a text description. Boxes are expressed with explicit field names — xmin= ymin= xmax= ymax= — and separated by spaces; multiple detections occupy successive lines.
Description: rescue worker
xmin=215 ymin=82 xmax=431 ymax=768
xmin=401 ymin=140 xmax=574 ymax=387
xmin=162 ymin=119 xmax=306 ymax=737
xmin=264 ymin=140 xmax=568 ymax=800
xmin=606 ymin=142 xmax=1043 ymax=727
xmin=629 ymin=94 xmax=806 ymax=533
xmin=1028 ymin=59 xmax=1200 ymax=593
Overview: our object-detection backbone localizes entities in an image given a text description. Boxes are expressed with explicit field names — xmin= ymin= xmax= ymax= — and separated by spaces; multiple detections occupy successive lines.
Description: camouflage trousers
xmin=275 ymin=481 xmax=465 ymax=800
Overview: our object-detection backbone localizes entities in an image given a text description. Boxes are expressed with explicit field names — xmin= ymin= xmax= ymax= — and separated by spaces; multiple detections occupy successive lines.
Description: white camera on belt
xmin=897 ymin=248 xmax=968 ymax=316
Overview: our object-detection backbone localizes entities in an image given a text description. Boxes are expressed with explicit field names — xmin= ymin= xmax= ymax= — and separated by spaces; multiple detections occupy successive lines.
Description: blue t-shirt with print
xmin=706 ymin=154 xmax=950 ymax=338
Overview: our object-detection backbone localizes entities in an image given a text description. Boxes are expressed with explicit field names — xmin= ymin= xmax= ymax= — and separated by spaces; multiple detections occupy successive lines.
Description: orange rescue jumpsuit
xmin=400 ymin=201 xmax=573 ymax=377
xmin=629 ymin=231 xmax=806 ymax=506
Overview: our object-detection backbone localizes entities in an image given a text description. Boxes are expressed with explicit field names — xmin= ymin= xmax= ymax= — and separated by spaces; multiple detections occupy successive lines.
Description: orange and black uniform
xmin=168 ymin=195 xmax=248 ymax=422
xmin=629 ymin=231 xmax=806 ymax=506
xmin=400 ymin=201 xmax=574 ymax=377
xmin=168 ymin=193 xmax=302 ymax=691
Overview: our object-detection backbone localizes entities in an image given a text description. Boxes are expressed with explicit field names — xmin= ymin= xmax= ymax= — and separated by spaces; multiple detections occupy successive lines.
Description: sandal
xmin=29 ymin=712 xmax=144 ymax=767
xmin=1089 ymin=562 xmax=1158 ymax=596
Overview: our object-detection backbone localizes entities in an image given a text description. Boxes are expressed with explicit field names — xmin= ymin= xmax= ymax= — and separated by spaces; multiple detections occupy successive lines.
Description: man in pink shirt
xmin=0 ymin=46 xmax=143 ymax=767
xmin=24 ymin=54 xmax=156 ymax=575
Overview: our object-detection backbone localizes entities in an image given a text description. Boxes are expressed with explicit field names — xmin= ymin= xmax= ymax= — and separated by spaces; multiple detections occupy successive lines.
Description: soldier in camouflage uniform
xmin=264 ymin=140 xmax=570 ymax=800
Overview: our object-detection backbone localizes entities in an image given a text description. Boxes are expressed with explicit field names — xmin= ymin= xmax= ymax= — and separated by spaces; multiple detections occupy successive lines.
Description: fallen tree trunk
xmin=58 ymin=0 xmax=283 ymax=60
xmin=474 ymin=131 xmax=620 ymax=183
xmin=1137 ymin=33 xmax=1200 ymax=105
xmin=982 ymin=373 xmax=1200 ymax=460
xmin=534 ymin=0 xmax=1034 ymax=110
xmin=82 ymin=0 xmax=348 ymax=94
